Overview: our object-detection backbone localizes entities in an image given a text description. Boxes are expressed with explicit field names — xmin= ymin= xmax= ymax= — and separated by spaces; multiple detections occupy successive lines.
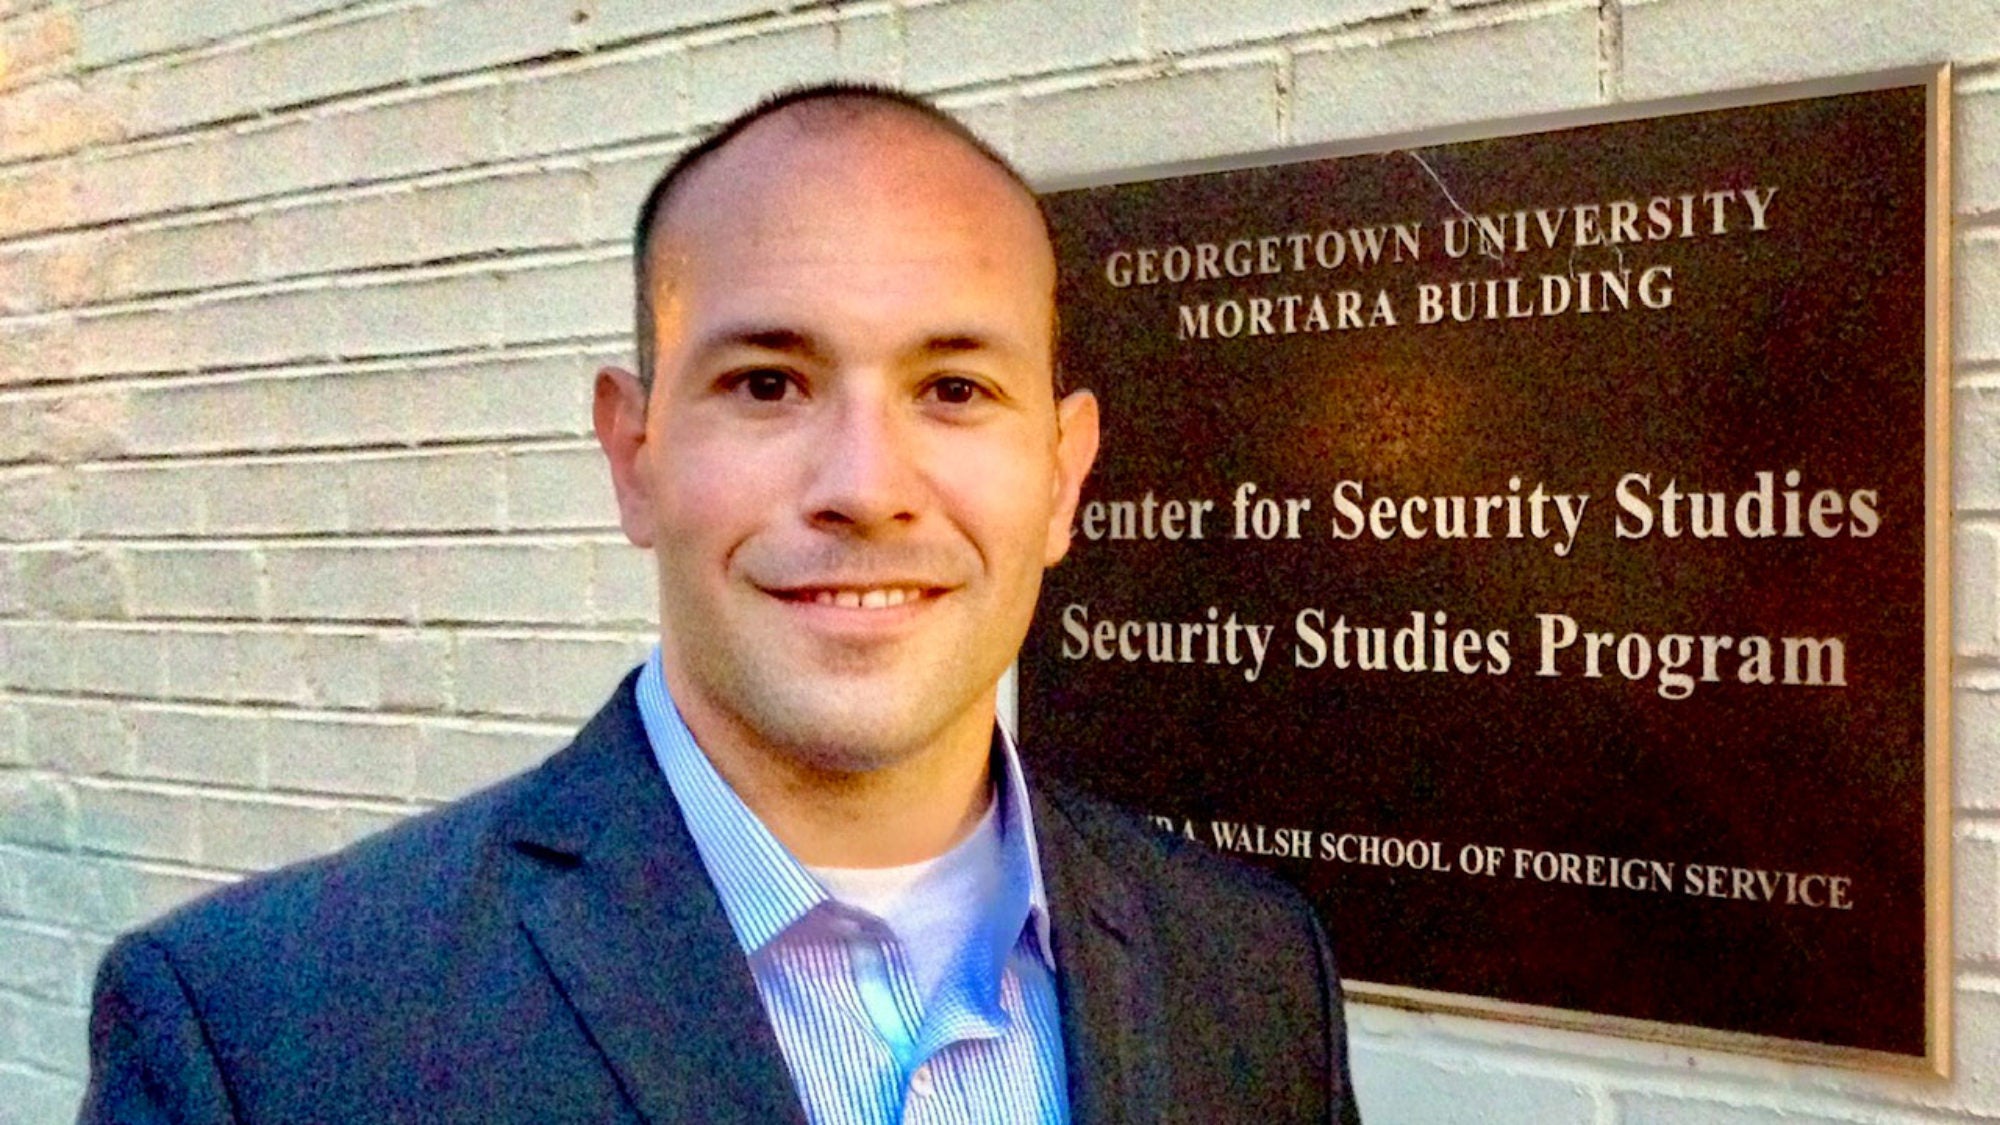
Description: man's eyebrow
xmin=917 ymin=333 xmax=1017 ymax=359
xmin=697 ymin=326 xmax=828 ymax=361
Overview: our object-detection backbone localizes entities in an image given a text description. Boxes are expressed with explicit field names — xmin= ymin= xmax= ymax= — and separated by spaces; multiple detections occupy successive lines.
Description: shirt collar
xmin=635 ymin=646 xmax=1054 ymax=968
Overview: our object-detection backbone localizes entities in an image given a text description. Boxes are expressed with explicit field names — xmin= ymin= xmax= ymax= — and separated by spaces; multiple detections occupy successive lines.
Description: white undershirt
xmin=807 ymin=799 xmax=1005 ymax=1008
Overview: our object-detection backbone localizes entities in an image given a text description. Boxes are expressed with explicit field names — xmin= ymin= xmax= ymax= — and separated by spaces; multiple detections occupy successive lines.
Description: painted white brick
xmin=357 ymin=354 xmax=592 ymax=447
xmin=1616 ymin=1095 xmax=1880 ymax=1124
xmin=1960 ymin=687 xmax=2000 ymax=811
xmin=1150 ymin=0 xmax=1424 ymax=52
xmin=265 ymin=545 xmax=422 ymax=622
xmin=507 ymin=445 xmax=615 ymax=530
xmin=0 ymin=233 xmax=106 ymax=315
xmin=337 ymin=805 xmax=410 ymax=845
xmin=414 ymin=169 xmax=594 ymax=261
xmin=0 ymin=315 xmax=76 ymax=386
xmin=1348 ymin=1046 xmax=1597 ymax=1124
xmin=74 ymin=463 xmax=204 ymax=539
xmin=590 ymin=541 xmax=655 ymax=625
xmin=4 ymin=844 xmax=102 ymax=932
xmin=0 ymin=702 xmax=22 ymax=768
xmin=177 ymin=287 xmax=336 ymax=370
xmin=74 ymin=134 xmax=223 ymax=227
xmin=0 ymin=162 xmax=77 ymax=242
xmin=217 ymin=115 xmax=323 ymax=203
xmin=69 ymin=626 xmax=162 ymax=697
xmin=414 ymin=0 xmax=579 ymax=79
xmin=0 ymin=465 xmax=73 ymax=542
xmin=125 ymin=707 xmax=265 ymax=788
xmin=498 ymin=255 xmax=628 ymax=344
xmin=181 ymin=357 xmax=594 ymax=457
xmin=77 ymin=0 xmax=357 ymax=68
xmin=456 ymin=633 xmax=644 ymax=719
xmin=123 ymin=378 xmax=280 ymax=457
xmin=1960 ymin=385 xmax=2000 ymax=512
xmin=581 ymin=0 xmax=783 ymax=47
xmin=195 ymin=795 xmax=345 ymax=871
xmin=1962 ymin=232 xmax=2000 ymax=366
xmin=0 ymin=1066 xmax=81 ymax=1125
xmin=236 ymin=629 xmax=382 ymax=710
xmin=504 ymin=52 xmax=686 ymax=158
xmin=122 ymin=45 xmax=262 ymax=138
xmin=1015 ymin=64 xmax=1283 ymax=183
xmin=271 ymin=369 xmax=421 ymax=452
xmin=1964 ymin=84 xmax=2000 ymax=220
xmin=418 ymin=542 xmax=594 ymax=624
xmin=1949 ymin=987 xmax=2000 ymax=1118
xmin=1961 ymin=831 xmax=2000 ymax=965
xmin=0 ymin=622 xmax=76 ymax=694
xmin=587 ymin=150 xmax=677 ymax=245
xmin=254 ymin=9 xmax=414 ymax=112
xmin=346 ymin=449 xmax=506 ymax=533
xmin=380 ymin=630 xmax=452 ymax=712
xmin=1958 ymin=525 xmax=2000 ymax=657
xmin=17 ymin=546 xmax=126 ymax=620
xmin=258 ymin=190 xmax=425 ymax=279
xmin=330 ymin=272 xmax=502 ymax=358
xmin=1622 ymin=0 xmax=1997 ymax=102
xmin=905 ymin=0 xmax=1140 ymax=91
xmin=0 ymin=921 xmax=76 ymax=1004
xmin=74 ymin=783 xmax=197 ymax=863
xmin=319 ymin=86 xmax=506 ymax=187
xmin=200 ymin=460 xmax=349 ymax=537
xmin=0 ymin=774 xmax=71 ymax=849
xmin=0 ymin=73 xmax=122 ymax=166
xmin=266 ymin=716 xmax=416 ymax=800
xmin=1292 ymin=6 xmax=1603 ymax=145
xmin=9 ymin=991 xmax=88 ymax=1078
xmin=69 ymin=303 xmax=188 ymax=378
xmin=3 ymin=843 xmax=86 ymax=930
xmin=685 ymin=14 xmax=902 ymax=128
xmin=415 ymin=722 xmax=561 ymax=802
xmin=19 ymin=700 xmax=128 ymax=776
xmin=30 ymin=388 xmax=132 ymax=465
xmin=158 ymin=628 xmax=239 ymax=701
xmin=95 ymin=860 xmax=233 ymax=932
xmin=126 ymin=547 xmax=261 ymax=620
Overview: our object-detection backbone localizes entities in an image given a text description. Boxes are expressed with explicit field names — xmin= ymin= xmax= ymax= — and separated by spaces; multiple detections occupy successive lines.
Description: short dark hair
xmin=628 ymin=82 xmax=1051 ymax=389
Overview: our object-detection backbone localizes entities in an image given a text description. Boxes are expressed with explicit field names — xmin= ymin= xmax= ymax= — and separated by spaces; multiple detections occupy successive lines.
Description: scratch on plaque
xmin=1404 ymin=149 xmax=1508 ymax=268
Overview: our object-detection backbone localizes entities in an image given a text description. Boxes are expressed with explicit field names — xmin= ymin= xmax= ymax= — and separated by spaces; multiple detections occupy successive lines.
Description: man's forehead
xmin=650 ymin=102 xmax=1049 ymax=263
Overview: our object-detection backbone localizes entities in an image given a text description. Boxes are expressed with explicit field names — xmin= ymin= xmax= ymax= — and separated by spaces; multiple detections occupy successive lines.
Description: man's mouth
xmin=772 ymin=585 xmax=939 ymax=610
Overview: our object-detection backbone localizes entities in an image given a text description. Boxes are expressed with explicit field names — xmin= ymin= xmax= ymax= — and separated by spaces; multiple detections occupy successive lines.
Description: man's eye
xmin=927 ymin=376 xmax=983 ymax=405
xmin=734 ymin=369 xmax=795 ymax=402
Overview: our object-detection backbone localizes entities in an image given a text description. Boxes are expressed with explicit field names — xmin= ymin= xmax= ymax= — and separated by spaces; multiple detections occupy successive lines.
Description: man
xmin=82 ymin=85 xmax=1361 ymax=1124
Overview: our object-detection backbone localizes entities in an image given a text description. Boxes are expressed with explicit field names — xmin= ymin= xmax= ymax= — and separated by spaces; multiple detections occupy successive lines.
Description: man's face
xmin=600 ymin=111 xmax=1098 ymax=777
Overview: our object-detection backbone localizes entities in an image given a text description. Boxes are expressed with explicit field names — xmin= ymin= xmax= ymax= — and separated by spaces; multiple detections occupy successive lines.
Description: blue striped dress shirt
xmin=634 ymin=648 xmax=1071 ymax=1125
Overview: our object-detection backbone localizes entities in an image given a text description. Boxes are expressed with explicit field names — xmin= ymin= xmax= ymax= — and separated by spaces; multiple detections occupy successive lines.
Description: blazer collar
xmin=497 ymin=671 xmax=808 ymax=1125
xmin=494 ymin=672 xmax=1166 ymax=1125
xmin=1032 ymin=783 xmax=1170 ymax=1125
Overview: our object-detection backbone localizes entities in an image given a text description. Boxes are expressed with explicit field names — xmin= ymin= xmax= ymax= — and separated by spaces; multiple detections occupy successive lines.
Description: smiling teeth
xmin=811 ymin=588 xmax=918 ymax=609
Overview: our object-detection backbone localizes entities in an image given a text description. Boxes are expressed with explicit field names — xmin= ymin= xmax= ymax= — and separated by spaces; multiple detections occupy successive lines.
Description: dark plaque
xmin=1019 ymin=69 xmax=1951 ymax=1070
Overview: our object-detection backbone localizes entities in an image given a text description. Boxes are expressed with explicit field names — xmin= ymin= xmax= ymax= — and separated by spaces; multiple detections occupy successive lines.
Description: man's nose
xmin=803 ymin=393 xmax=924 ymax=533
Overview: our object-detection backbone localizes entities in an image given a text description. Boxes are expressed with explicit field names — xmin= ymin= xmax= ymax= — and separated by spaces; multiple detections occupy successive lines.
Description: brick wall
xmin=0 ymin=1 xmax=1993 ymax=1121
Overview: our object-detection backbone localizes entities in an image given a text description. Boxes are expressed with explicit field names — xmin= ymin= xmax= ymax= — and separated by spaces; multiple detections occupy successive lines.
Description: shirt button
xmin=910 ymin=1065 xmax=935 ymax=1098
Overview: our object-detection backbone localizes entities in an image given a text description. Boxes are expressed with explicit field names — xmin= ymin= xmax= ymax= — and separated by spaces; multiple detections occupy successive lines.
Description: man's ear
xmin=594 ymin=366 xmax=658 ymax=549
xmin=1043 ymin=389 xmax=1101 ymax=566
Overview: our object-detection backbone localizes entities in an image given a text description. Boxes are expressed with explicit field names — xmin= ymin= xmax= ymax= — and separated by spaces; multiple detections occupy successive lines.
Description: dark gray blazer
xmin=81 ymin=673 xmax=1361 ymax=1123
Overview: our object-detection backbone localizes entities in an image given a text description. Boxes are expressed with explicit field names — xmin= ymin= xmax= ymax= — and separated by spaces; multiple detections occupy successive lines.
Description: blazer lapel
xmin=501 ymin=677 xmax=807 ymax=1125
xmin=1033 ymin=786 xmax=1169 ymax=1125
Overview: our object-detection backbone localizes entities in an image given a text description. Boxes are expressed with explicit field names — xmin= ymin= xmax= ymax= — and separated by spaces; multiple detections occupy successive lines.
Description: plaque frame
xmin=1024 ymin=64 xmax=1954 ymax=1075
